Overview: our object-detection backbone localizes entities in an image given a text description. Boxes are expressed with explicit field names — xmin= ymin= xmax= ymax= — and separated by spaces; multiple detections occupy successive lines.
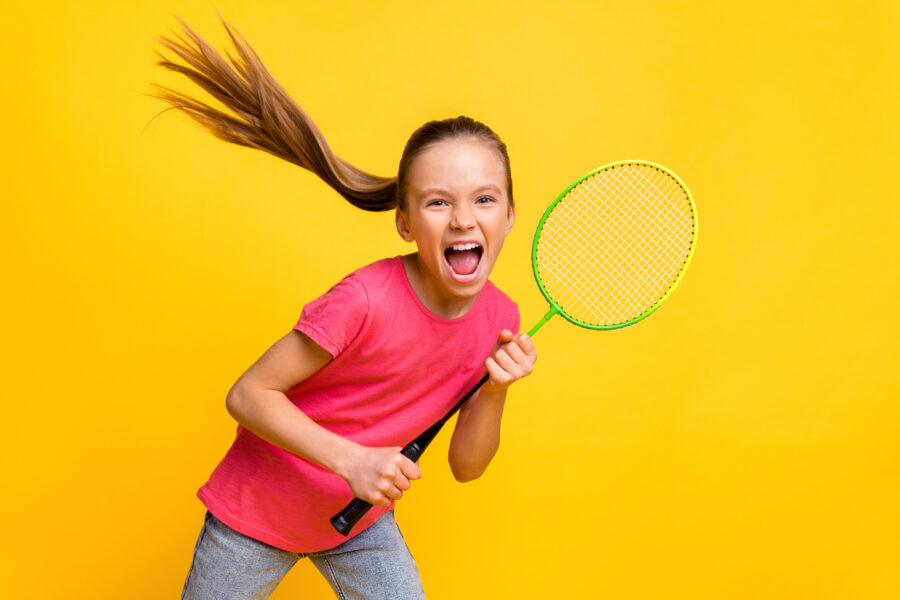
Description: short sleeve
xmin=293 ymin=273 xmax=369 ymax=358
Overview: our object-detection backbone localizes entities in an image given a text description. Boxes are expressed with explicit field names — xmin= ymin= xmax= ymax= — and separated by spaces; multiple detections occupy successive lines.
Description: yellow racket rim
xmin=531 ymin=160 xmax=698 ymax=330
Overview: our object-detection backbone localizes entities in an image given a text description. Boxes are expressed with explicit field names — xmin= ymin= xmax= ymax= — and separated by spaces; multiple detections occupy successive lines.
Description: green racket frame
xmin=528 ymin=159 xmax=698 ymax=335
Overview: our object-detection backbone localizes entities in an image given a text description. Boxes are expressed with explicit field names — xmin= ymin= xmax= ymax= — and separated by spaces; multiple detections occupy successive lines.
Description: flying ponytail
xmin=150 ymin=17 xmax=513 ymax=212
xmin=151 ymin=17 xmax=398 ymax=211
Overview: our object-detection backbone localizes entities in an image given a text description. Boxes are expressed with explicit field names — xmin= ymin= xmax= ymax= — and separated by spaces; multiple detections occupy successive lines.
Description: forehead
xmin=406 ymin=137 xmax=507 ymax=197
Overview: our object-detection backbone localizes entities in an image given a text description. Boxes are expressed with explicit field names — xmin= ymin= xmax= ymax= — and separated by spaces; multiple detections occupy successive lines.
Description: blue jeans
xmin=181 ymin=510 xmax=425 ymax=600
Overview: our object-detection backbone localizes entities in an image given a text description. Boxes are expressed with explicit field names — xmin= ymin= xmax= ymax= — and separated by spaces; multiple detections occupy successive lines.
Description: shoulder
xmin=347 ymin=256 xmax=402 ymax=287
xmin=312 ymin=256 xmax=400 ymax=303
xmin=340 ymin=256 xmax=409 ymax=309
xmin=480 ymin=280 xmax=521 ymax=330
xmin=483 ymin=279 xmax=517 ymax=310
xmin=294 ymin=262 xmax=393 ymax=358
xmin=295 ymin=257 xmax=403 ymax=350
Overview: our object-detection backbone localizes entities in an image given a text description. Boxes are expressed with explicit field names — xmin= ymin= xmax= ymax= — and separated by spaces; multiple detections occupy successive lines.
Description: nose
xmin=450 ymin=203 xmax=476 ymax=230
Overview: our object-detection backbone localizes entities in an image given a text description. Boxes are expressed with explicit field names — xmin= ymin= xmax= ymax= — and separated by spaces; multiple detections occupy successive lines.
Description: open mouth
xmin=443 ymin=242 xmax=484 ymax=281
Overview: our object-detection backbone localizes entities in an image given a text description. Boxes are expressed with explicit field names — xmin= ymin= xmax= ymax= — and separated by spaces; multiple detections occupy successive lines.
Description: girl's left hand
xmin=482 ymin=330 xmax=537 ymax=395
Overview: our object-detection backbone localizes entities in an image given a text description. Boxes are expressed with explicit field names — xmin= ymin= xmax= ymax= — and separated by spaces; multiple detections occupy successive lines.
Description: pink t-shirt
xmin=197 ymin=256 xmax=520 ymax=552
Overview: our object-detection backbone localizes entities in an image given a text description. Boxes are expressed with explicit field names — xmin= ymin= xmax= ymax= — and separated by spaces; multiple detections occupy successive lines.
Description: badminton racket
xmin=331 ymin=159 xmax=698 ymax=535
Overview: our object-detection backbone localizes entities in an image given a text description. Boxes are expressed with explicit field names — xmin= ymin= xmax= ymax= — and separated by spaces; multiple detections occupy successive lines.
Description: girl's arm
xmin=447 ymin=330 xmax=537 ymax=482
xmin=226 ymin=330 xmax=421 ymax=506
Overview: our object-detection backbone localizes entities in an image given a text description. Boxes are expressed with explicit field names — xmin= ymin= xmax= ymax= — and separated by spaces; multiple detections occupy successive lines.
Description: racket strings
xmin=570 ymin=167 xmax=691 ymax=320
xmin=536 ymin=163 xmax=695 ymax=326
xmin=565 ymin=166 xmax=690 ymax=320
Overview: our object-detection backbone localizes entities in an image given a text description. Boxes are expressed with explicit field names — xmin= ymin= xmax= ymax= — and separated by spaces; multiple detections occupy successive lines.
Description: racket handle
xmin=330 ymin=497 xmax=373 ymax=536
xmin=330 ymin=441 xmax=427 ymax=535
xmin=330 ymin=374 xmax=491 ymax=535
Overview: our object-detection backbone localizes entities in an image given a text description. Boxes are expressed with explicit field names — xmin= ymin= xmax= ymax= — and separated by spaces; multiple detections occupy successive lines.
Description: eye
xmin=476 ymin=196 xmax=495 ymax=204
xmin=427 ymin=199 xmax=447 ymax=207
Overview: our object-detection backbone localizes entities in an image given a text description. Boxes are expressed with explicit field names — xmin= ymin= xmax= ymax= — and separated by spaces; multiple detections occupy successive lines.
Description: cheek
xmin=488 ymin=213 xmax=512 ymax=238
xmin=419 ymin=214 xmax=449 ymax=238
xmin=408 ymin=218 xmax=446 ymax=255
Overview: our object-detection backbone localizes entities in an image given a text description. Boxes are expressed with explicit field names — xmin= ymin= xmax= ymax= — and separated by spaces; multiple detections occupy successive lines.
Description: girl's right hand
xmin=340 ymin=445 xmax=422 ymax=507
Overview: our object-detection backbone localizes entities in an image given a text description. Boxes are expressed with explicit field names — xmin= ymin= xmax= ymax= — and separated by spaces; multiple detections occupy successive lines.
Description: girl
xmin=154 ymin=18 xmax=537 ymax=600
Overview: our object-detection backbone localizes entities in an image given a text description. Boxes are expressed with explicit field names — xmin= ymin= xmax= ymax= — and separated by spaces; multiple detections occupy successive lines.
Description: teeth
xmin=448 ymin=243 xmax=481 ymax=251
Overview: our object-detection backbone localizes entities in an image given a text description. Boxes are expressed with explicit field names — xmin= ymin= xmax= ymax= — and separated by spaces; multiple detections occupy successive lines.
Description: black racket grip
xmin=330 ymin=497 xmax=373 ymax=536
xmin=330 ymin=373 xmax=490 ymax=535
xmin=330 ymin=442 xmax=425 ymax=535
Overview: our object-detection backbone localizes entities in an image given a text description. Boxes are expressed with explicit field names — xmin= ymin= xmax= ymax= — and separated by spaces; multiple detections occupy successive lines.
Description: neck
xmin=401 ymin=253 xmax=478 ymax=319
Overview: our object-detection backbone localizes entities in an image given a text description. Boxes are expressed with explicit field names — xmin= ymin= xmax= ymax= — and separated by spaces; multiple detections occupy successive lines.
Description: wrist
xmin=477 ymin=385 xmax=508 ymax=402
xmin=328 ymin=438 xmax=362 ymax=481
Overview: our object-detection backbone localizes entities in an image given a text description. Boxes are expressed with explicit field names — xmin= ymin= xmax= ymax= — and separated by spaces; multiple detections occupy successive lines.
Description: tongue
xmin=447 ymin=249 xmax=480 ymax=275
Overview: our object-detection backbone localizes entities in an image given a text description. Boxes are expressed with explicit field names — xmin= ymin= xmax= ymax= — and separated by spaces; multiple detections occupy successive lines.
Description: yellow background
xmin=3 ymin=1 xmax=898 ymax=598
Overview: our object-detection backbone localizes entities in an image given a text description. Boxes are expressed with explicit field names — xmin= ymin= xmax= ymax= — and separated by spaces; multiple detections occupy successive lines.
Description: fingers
xmin=484 ymin=332 xmax=537 ymax=390
xmin=370 ymin=494 xmax=392 ymax=507
xmin=493 ymin=334 xmax=536 ymax=374
xmin=369 ymin=479 xmax=403 ymax=505
xmin=516 ymin=333 xmax=537 ymax=361
xmin=492 ymin=348 xmax=520 ymax=377
xmin=495 ymin=331 xmax=536 ymax=359
xmin=374 ymin=451 xmax=421 ymax=504
xmin=497 ymin=329 xmax=515 ymax=343
xmin=484 ymin=355 xmax=514 ymax=387
xmin=400 ymin=455 xmax=422 ymax=481
xmin=500 ymin=339 xmax=528 ymax=367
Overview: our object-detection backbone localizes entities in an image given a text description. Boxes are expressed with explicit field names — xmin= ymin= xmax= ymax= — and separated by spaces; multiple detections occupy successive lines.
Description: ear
xmin=395 ymin=208 xmax=415 ymax=242
xmin=504 ymin=202 xmax=516 ymax=236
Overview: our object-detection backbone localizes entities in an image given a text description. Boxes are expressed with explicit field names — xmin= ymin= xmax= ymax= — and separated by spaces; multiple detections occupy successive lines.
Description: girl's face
xmin=396 ymin=137 xmax=515 ymax=314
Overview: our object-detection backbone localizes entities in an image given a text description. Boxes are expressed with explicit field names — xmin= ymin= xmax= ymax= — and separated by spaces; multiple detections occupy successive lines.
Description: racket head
xmin=531 ymin=160 xmax=698 ymax=330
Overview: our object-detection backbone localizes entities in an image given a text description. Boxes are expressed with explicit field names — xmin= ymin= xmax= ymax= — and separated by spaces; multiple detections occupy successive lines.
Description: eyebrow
xmin=416 ymin=184 xmax=502 ymax=201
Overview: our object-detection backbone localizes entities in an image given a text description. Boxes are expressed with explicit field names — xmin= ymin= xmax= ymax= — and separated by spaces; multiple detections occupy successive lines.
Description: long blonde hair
xmin=150 ymin=17 xmax=513 ymax=211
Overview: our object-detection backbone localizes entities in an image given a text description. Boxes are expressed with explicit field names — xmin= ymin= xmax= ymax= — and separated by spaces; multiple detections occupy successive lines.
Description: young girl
xmin=154 ymin=19 xmax=537 ymax=600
